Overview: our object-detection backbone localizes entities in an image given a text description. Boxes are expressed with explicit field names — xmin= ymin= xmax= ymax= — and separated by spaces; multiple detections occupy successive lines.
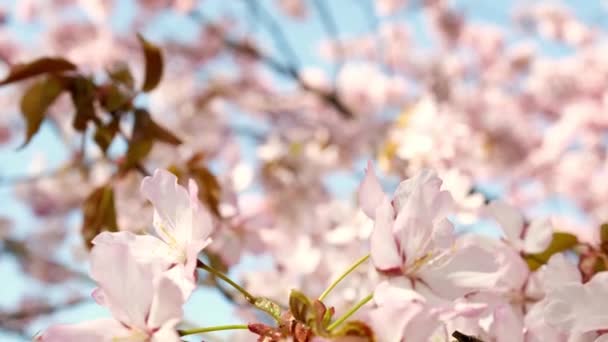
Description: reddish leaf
xmin=99 ymin=83 xmax=133 ymax=112
xmin=0 ymin=57 xmax=76 ymax=85
xmin=19 ymin=76 xmax=64 ymax=148
xmin=137 ymin=33 xmax=163 ymax=92
xmin=81 ymin=185 xmax=119 ymax=249
xmin=93 ymin=118 xmax=120 ymax=154
xmin=133 ymin=109 xmax=181 ymax=145
xmin=68 ymin=76 xmax=99 ymax=132
xmin=107 ymin=62 xmax=135 ymax=90
xmin=189 ymin=166 xmax=222 ymax=216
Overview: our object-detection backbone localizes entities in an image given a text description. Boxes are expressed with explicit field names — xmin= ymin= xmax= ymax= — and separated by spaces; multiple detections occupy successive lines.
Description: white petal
xmin=370 ymin=198 xmax=401 ymax=271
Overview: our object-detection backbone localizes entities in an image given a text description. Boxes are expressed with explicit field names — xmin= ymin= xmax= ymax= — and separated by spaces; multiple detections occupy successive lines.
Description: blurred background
xmin=1 ymin=0 xmax=607 ymax=341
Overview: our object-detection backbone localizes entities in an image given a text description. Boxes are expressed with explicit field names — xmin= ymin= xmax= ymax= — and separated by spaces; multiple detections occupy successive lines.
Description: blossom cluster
xmin=33 ymin=164 xmax=608 ymax=341
xmin=1 ymin=1 xmax=608 ymax=341
xmin=37 ymin=169 xmax=214 ymax=341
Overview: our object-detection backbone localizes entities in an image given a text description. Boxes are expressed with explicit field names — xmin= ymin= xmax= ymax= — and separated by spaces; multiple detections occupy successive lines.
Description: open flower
xmin=540 ymin=256 xmax=608 ymax=341
xmin=94 ymin=169 xmax=214 ymax=298
xmin=358 ymin=163 xmax=501 ymax=298
xmin=486 ymin=200 xmax=552 ymax=254
xmin=37 ymin=241 xmax=184 ymax=342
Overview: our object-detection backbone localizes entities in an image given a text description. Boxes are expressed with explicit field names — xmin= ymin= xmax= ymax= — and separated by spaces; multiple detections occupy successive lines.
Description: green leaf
xmin=289 ymin=290 xmax=311 ymax=322
xmin=19 ymin=76 xmax=64 ymax=147
xmin=69 ymin=76 xmax=98 ymax=132
xmin=81 ymin=185 xmax=119 ymax=249
xmin=0 ymin=57 xmax=76 ymax=85
xmin=137 ymin=33 xmax=163 ymax=92
xmin=524 ymin=232 xmax=579 ymax=271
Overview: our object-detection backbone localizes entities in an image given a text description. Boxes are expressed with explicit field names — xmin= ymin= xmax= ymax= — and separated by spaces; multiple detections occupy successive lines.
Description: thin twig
xmin=243 ymin=0 xmax=301 ymax=68
xmin=188 ymin=9 xmax=354 ymax=119
xmin=312 ymin=0 xmax=343 ymax=67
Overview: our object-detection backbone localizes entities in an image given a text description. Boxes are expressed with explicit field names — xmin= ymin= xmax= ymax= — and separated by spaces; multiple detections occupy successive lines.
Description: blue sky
xmin=0 ymin=0 xmax=603 ymax=340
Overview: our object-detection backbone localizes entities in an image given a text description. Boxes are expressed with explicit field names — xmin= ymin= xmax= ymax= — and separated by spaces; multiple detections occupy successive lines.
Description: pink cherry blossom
xmin=360 ymin=163 xmax=503 ymax=303
xmin=36 ymin=241 xmax=183 ymax=342
xmin=486 ymin=200 xmax=553 ymax=254
xmin=92 ymin=169 xmax=214 ymax=298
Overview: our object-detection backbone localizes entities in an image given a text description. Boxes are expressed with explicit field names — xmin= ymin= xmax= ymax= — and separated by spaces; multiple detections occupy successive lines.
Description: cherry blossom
xmin=36 ymin=240 xmax=184 ymax=342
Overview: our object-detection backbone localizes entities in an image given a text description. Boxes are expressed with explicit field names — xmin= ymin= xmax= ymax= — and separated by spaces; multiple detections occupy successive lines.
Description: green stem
xmin=178 ymin=324 xmax=248 ymax=336
xmin=327 ymin=294 xmax=373 ymax=331
xmin=197 ymin=260 xmax=256 ymax=304
xmin=318 ymin=254 xmax=370 ymax=301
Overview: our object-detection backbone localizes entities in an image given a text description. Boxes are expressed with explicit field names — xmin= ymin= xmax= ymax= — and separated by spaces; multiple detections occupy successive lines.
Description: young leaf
xmin=81 ymin=185 xmax=119 ymax=249
xmin=254 ymin=297 xmax=282 ymax=321
xmin=137 ymin=33 xmax=163 ymax=92
xmin=0 ymin=57 xmax=76 ymax=85
xmin=69 ymin=76 xmax=99 ymax=131
xmin=107 ymin=63 xmax=135 ymax=90
xmin=133 ymin=109 xmax=181 ymax=145
xmin=93 ymin=119 xmax=120 ymax=154
xmin=331 ymin=321 xmax=375 ymax=341
xmin=524 ymin=232 xmax=579 ymax=270
xmin=289 ymin=290 xmax=312 ymax=322
xmin=99 ymin=83 xmax=133 ymax=112
xmin=19 ymin=76 xmax=64 ymax=147
xmin=601 ymin=223 xmax=608 ymax=254
xmin=121 ymin=109 xmax=180 ymax=171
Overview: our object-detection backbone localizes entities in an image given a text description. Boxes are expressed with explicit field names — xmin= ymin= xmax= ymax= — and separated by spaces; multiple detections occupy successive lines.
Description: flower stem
xmin=318 ymin=254 xmax=370 ymax=301
xmin=197 ymin=260 xmax=256 ymax=304
xmin=327 ymin=294 xmax=373 ymax=331
xmin=178 ymin=324 xmax=248 ymax=336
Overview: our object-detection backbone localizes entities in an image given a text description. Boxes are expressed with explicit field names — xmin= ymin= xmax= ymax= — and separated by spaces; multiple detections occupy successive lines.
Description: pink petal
xmin=90 ymin=241 xmax=155 ymax=330
xmin=394 ymin=186 xmax=433 ymax=265
xmin=542 ymin=253 xmax=581 ymax=290
xmin=187 ymin=179 xmax=214 ymax=241
xmin=486 ymin=201 xmax=524 ymax=244
xmin=491 ymin=305 xmax=524 ymax=342
xmin=357 ymin=161 xmax=386 ymax=218
xmin=164 ymin=264 xmax=196 ymax=300
xmin=523 ymin=218 xmax=553 ymax=254
xmin=369 ymin=300 xmax=422 ymax=342
xmin=36 ymin=318 xmax=129 ymax=341
xmin=393 ymin=169 xmax=442 ymax=211
xmin=151 ymin=326 xmax=181 ymax=342
xmin=373 ymin=281 xmax=425 ymax=305
xmin=370 ymin=198 xmax=401 ymax=271
xmin=147 ymin=274 xmax=184 ymax=329
xmin=140 ymin=169 xmax=191 ymax=244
